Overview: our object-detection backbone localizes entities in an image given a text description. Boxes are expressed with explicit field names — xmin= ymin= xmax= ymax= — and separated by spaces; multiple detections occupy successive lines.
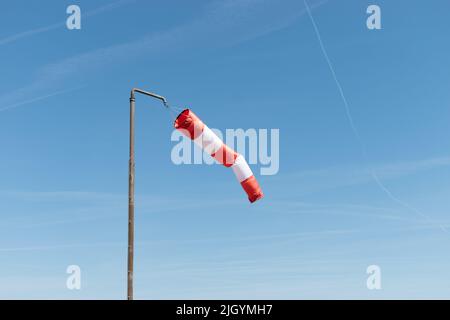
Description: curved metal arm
xmin=130 ymin=88 xmax=168 ymax=107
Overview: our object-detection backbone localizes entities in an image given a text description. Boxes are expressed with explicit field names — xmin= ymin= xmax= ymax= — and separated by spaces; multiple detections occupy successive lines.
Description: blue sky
xmin=1 ymin=0 xmax=450 ymax=299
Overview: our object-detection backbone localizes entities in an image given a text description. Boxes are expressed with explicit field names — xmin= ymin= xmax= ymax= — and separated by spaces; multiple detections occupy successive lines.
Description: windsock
xmin=174 ymin=109 xmax=264 ymax=203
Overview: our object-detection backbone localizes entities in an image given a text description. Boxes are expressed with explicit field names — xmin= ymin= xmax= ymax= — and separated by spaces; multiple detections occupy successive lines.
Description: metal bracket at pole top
xmin=131 ymin=88 xmax=167 ymax=106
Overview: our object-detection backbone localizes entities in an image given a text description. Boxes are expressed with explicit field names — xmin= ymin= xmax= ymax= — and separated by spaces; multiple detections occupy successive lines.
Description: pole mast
xmin=127 ymin=88 xmax=167 ymax=300
xmin=127 ymin=91 xmax=136 ymax=300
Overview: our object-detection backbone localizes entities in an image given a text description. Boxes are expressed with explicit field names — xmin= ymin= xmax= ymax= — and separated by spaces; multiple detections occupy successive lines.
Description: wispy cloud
xmin=276 ymin=155 xmax=450 ymax=195
xmin=0 ymin=242 xmax=122 ymax=253
xmin=1 ymin=222 xmax=448 ymax=253
xmin=0 ymin=0 xmax=326 ymax=111
xmin=0 ymin=189 xmax=242 ymax=229
xmin=0 ymin=0 xmax=138 ymax=46
xmin=0 ymin=86 xmax=84 ymax=112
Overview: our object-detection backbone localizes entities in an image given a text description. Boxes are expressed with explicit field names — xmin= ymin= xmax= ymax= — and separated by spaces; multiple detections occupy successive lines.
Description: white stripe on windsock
xmin=232 ymin=155 xmax=253 ymax=182
xmin=193 ymin=125 xmax=223 ymax=155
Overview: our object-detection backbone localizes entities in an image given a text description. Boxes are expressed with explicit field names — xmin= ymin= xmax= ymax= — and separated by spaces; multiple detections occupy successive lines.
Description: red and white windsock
xmin=174 ymin=109 xmax=264 ymax=203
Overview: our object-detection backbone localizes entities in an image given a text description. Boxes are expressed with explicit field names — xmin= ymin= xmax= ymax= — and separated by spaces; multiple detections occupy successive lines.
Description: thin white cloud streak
xmin=1 ymin=189 xmax=448 ymax=237
xmin=371 ymin=172 xmax=449 ymax=233
xmin=0 ymin=229 xmax=353 ymax=252
xmin=0 ymin=23 xmax=61 ymax=46
xmin=0 ymin=242 xmax=122 ymax=253
xmin=1 ymin=222 xmax=448 ymax=253
xmin=0 ymin=188 xmax=413 ymax=227
xmin=264 ymin=201 xmax=450 ymax=238
xmin=0 ymin=190 xmax=242 ymax=229
xmin=0 ymin=190 xmax=124 ymax=202
xmin=0 ymin=86 xmax=83 ymax=112
xmin=268 ymin=201 xmax=426 ymax=223
xmin=303 ymin=0 xmax=447 ymax=232
xmin=0 ymin=0 xmax=326 ymax=111
xmin=0 ymin=189 xmax=240 ymax=209
xmin=0 ymin=0 xmax=138 ymax=46
xmin=275 ymin=155 xmax=450 ymax=195
xmin=2 ymin=155 xmax=448 ymax=230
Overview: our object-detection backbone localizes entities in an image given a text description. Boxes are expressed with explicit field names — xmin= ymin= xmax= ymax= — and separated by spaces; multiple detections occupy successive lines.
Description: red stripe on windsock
xmin=174 ymin=109 xmax=204 ymax=139
xmin=240 ymin=175 xmax=264 ymax=203
xmin=211 ymin=144 xmax=238 ymax=167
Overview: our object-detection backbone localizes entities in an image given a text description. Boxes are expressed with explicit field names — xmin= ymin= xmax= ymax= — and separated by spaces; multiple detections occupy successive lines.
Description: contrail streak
xmin=303 ymin=0 xmax=366 ymax=155
xmin=303 ymin=0 xmax=447 ymax=233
